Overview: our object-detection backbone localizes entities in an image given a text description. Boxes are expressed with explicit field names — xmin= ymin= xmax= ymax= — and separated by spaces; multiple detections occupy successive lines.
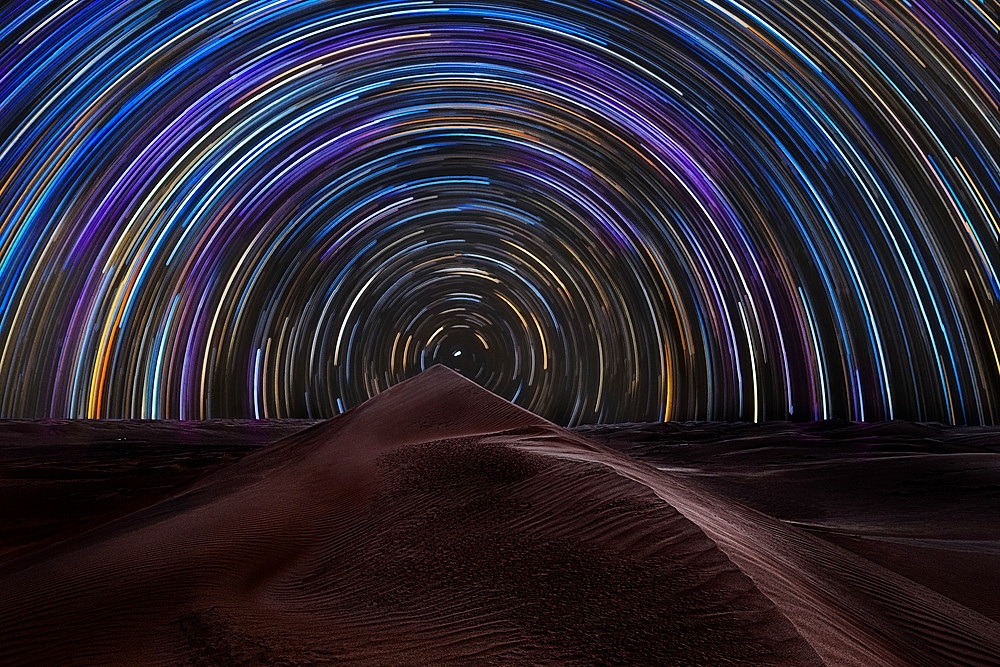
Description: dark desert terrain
xmin=1 ymin=366 xmax=999 ymax=665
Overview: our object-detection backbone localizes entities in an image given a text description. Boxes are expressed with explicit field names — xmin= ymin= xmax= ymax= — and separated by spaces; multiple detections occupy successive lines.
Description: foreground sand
xmin=1 ymin=367 xmax=998 ymax=664
xmin=579 ymin=420 xmax=1000 ymax=629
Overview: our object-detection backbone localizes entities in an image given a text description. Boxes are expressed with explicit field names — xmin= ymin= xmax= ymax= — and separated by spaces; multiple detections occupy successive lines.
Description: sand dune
xmin=581 ymin=421 xmax=1000 ymax=628
xmin=0 ymin=419 xmax=315 ymax=559
xmin=1 ymin=367 xmax=997 ymax=664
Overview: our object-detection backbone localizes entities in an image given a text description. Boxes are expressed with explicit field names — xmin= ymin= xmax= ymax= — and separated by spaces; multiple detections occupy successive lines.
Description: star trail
xmin=1 ymin=0 xmax=1000 ymax=424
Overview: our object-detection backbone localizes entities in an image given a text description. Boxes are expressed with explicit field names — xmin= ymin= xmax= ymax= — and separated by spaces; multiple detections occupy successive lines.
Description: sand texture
xmin=1 ymin=368 xmax=998 ymax=664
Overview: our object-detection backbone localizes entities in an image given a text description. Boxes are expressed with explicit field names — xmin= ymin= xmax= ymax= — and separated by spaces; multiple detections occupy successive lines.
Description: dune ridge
xmin=1 ymin=366 xmax=996 ymax=664
xmin=517 ymin=428 xmax=1000 ymax=666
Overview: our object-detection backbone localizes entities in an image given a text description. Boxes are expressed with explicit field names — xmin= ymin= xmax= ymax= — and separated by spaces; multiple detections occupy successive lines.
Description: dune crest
xmin=1 ymin=367 xmax=996 ymax=664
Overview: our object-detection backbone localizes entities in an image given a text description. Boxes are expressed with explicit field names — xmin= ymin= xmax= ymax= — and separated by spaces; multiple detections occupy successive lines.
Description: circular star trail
xmin=2 ymin=0 xmax=1000 ymax=423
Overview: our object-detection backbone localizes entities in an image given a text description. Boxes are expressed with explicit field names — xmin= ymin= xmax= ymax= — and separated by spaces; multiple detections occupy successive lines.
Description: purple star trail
xmin=1 ymin=0 xmax=1000 ymax=423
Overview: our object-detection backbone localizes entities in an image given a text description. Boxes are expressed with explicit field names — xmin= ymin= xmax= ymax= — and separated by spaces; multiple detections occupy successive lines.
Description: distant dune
xmin=1 ymin=367 xmax=998 ymax=664
xmin=0 ymin=418 xmax=316 ymax=559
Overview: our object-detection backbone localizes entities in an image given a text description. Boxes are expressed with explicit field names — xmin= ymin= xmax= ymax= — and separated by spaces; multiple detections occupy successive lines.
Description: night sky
xmin=1 ymin=0 xmax=1000 ymax=424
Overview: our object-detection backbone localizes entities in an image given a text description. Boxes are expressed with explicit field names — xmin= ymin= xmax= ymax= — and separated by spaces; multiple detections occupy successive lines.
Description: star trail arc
xmin=2 ymin=0 xmax=1000 ymax=424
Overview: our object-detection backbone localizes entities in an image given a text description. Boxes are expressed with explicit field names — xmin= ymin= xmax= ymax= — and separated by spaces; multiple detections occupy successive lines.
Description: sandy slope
xmin=530 ymin=436 xmax=1000 ymax=666
xmin=1 ymin=367 xmax=997 ymax=664
xmin=580 ymin=421 xmax=1000 ymax=627
xmin=0 ymin=419 xmax=315 ymax=558
xmin=0 ymin=367 xmax=813 ymax=665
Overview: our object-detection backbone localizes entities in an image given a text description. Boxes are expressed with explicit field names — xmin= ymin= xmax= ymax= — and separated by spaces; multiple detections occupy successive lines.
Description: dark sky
xmin=1 ymin=0 xmax=1000 ymax=424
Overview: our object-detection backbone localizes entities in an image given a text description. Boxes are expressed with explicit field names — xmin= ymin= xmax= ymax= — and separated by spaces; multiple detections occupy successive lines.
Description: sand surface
xmin=0 ymin=419 xmax=315 ymax=559
xmin=580 ymin=421 xmax=1000 ymax=627
xmin=1 ymin=369 xmax=998 ymax=664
